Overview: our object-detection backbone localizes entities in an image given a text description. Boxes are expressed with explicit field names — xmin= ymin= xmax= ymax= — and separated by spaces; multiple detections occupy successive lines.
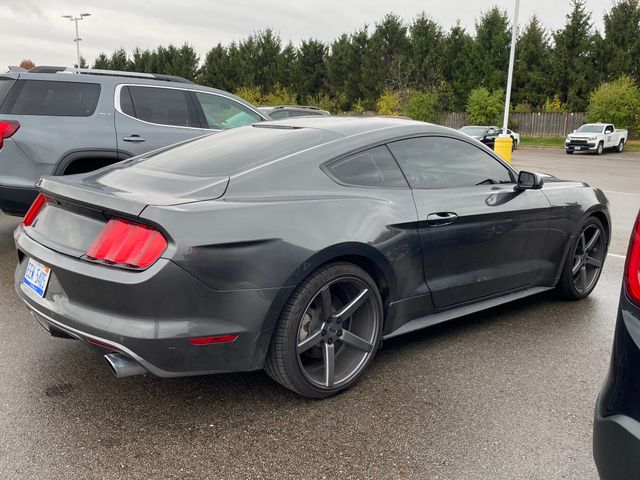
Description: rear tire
xmin=556 ymin=216 xmax=607 ymax=300
xmin=265 ymin=262 xmax=383 ymax=398
xmin=617 ymin=140 xmax=624 ymax=153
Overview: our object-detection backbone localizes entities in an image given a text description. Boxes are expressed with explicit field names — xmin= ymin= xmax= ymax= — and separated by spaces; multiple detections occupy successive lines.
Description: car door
xmin=604 ymin=124 xmax=615 ymax=148
xmin=114 ymin=84 xmax=205 ymax=157
xmin=483 ymin=127 xmax=498 ymax=149
xmin=387 ymin=135 xmax=551 ymax=308
xmin=191 ymin=91 xmax=263 ymax=131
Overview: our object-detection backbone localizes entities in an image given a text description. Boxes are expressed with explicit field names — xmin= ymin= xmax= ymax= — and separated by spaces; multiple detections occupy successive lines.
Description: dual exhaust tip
xmin=104 ymin=352 xmax=147 ymax=378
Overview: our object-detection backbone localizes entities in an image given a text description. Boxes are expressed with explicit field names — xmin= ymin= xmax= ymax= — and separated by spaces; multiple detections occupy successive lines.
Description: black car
xmin=594 ymin=212 xmax=640 ymax=478
xmin=258 ymin=105 xmax=330 ymax=120
xmin=14 ymin=117 xmax=610 ymax=398
xmin=459 ymin=125 xmax=500 ymax=150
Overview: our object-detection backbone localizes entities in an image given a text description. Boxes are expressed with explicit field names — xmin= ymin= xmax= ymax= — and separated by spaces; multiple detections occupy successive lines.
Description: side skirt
xmin=383 ymin=286 xmax=553 ymax=340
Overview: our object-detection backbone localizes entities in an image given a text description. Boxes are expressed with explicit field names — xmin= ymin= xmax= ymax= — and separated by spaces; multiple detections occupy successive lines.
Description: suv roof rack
xmin=26 ymin=66 xmax=193 ymax=84
xmin=273 ymin=105 xmax=322 ymax=111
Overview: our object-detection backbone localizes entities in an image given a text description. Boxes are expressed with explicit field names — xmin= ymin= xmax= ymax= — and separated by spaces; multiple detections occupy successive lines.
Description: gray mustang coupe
xmin=14 ymin=117 xmax=610 ymax=398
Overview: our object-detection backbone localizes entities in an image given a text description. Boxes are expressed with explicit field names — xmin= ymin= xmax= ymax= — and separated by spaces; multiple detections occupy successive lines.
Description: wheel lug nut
xmin=322 ymin=330 xmax=327 ymax=336
xmin=337 ymin=318 xmax=342 ymax=324
xmin=327 ymin=339 xmax=333 ymax=345
xmin=337 ymin=330 xmax=343 ymax=337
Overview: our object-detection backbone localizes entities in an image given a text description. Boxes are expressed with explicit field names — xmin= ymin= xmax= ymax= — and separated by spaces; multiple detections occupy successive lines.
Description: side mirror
xmin=515 ymin=171 xmax=544 ymax=191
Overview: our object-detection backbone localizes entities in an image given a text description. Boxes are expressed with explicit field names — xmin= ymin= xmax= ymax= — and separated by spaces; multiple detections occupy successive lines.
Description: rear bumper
xmin=0 ymin=184 xmax=37 ymax=215
xmin=594 ymin=405 xmax=640 ymax=479
xmin=14 ymin=226 xmax=292 ymax=377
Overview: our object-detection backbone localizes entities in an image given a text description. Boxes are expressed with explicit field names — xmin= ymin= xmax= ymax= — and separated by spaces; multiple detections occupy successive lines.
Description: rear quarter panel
xmin=538 ymin=179 xmax=610 ymax=284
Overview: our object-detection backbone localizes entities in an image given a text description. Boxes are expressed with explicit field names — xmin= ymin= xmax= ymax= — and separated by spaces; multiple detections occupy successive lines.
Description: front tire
xmin=556 ymin=216 xmax=607 ymax=300
xmin=566 ymin=149 xmax=574 ymax=154
xmin=265 ymin=262 xmax=383 ymax=398
xmin=595 ymin=142 xmax=604 ymax=155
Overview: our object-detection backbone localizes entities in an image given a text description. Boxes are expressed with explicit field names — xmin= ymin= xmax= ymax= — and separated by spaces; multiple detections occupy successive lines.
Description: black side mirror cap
xmin=515 ymin=171 xmax=544 ymax=191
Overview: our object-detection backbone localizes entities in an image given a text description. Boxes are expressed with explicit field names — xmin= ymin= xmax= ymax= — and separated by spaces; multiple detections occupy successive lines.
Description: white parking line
xmin=603 ymin=190 xmax=640 ymax=196
xmin=608 ymin=253 xmax=626 ymax=259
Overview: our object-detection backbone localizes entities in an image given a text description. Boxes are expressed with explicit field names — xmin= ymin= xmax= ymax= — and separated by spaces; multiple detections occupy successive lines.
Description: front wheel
xmin=556 ymin=216 xmax=607 ymax=300
xmin=566 ymin=149 xmax=574 ymax=155
xmin=595 ymin=142 xmax=604 ymax=155
xmin=265 ymin=262 xmax=382 ymax=398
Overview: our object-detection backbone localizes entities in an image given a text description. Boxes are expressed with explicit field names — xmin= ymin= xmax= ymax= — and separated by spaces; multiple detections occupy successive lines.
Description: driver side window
xmin=387 ymin=136 xmax=514 ymax=189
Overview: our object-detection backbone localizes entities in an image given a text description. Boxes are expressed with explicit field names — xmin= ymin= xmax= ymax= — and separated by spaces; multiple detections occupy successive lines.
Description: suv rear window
xmin=0 ymin=77 xmax=16 ymax=106
xmin=9 ymin=80 xmax=100 ymax=116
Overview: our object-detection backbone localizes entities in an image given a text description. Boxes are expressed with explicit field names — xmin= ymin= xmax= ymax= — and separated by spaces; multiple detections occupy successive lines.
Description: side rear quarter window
xmin=193 ymin=92 xmax=262 ymax=129
xmin=9 ymin=80 xmax=100 ymax=116
xmin=324 ymin=146 xmax=408 ymax=188
xmin=387 ymin=136 xmax=514 ymax=189
xmin=125 ymin=86 xmax=200 ymax=128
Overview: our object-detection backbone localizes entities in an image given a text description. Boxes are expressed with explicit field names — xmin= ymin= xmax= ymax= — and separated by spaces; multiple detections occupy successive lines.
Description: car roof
xmin=264 ymin=116 xmax=443 ymax=137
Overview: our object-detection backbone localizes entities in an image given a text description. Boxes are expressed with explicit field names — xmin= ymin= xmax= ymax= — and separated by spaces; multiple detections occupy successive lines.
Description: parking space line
xmin=603 ymin=190 xmax=640 ymax=196
xmin=608 ymin=253 xmax=626 ymax=259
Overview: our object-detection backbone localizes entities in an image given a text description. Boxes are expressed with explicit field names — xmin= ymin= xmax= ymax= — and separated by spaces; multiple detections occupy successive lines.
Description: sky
xmin=1 ymin=0 xmax=615 ymax=69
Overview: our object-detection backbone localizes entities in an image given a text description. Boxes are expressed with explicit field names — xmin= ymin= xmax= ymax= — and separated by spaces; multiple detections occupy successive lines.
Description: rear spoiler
xmin=37 ymin=176 xmax=147 ymax=218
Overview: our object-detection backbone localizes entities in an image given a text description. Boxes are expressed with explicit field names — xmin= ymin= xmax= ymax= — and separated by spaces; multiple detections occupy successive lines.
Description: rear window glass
xmin=11 ymin=80 xmax=100 ymax=116
xmin=0 ymin=77 xmax=16 ymax=106
xmin=126 ymin=86 xmax=200 ymax=128
xmin=325 ymin=146 xmax=408 ymax=188
xmin=136 ymin=125 xmax=335 ymax=176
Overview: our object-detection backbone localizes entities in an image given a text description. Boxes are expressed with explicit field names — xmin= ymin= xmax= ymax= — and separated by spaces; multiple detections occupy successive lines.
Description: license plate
xmin=23 ymin=258 xmax=51 ymax=298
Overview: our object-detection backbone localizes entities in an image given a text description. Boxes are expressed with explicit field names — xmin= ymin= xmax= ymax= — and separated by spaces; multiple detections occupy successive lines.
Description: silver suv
xmin=0 ymin=66 xmax=267 ymax=215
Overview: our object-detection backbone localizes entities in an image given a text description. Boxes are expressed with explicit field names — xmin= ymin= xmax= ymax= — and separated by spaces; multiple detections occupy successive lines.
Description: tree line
xmin=86 ymin=0 xmax=639 ymax=118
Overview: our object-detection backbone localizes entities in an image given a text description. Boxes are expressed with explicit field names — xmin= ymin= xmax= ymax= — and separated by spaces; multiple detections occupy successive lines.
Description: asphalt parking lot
xmin=0 ymin=147 xmax=638 ymax=480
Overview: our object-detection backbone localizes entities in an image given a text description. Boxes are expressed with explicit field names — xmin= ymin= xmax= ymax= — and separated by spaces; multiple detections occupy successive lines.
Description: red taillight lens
xmin=0 ymin=120 xmax=20 ymax=149
xmin=22 ymin=193 xmax=47 ymax=227
xmin=625 ymin=213 xmax=640 ymax=306
xmin=189 ymin=335 xmax=238 ymax=345
xmin=87 ymin=218 xmax=167 ymax=269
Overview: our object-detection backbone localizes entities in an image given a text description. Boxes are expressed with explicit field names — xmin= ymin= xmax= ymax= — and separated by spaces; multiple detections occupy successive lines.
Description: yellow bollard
xmin=494 ymin=135 xmax=513 ymax=163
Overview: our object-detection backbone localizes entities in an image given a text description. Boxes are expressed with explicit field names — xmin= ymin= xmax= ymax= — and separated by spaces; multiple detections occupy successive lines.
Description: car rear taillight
xmin=625 ymin=212 xmax=640 ymax=306
xmin=0 ymin=120 xmax=19 ymax=149
xmin=22 ymin=193 xmax=47 ymax=227
xmin=86 ymin=218 xmax=168 ymax=269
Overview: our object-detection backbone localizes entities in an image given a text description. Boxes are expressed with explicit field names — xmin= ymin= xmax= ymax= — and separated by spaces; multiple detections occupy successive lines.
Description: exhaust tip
xmin=104 ymin=353 xmax=147 ymax=378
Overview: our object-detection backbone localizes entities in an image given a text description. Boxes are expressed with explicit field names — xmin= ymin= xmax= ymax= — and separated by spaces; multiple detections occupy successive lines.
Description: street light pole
xmin=494 ymin=0 xmax=520 ymax=163
xmin=62 ymin=13 xmax=91 ymax=67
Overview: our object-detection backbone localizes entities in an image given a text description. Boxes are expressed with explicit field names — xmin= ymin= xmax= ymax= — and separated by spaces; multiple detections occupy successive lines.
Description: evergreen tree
xmin=551 ymin=0 xmax=597 ymax=110
xmin=513 ymin=15 xmax=552 ymax=108
xmin=296 ymin=39 xmax=327 ymax=102
xmin=602 ymin=0 xmax=640 ymax=83
xmin=441 ymin=22 xmax=477 ymax=111
xmin=473 ymin=7 xmax=511 ymax=92
xmin=408 ymin=14 xmax=443 ymax=90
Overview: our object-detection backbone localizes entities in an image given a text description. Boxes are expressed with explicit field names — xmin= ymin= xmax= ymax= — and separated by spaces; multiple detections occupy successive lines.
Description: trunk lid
xmin=29 ymin=164 xmax=229 ymax=257
xmin=37 ymin=163 xmax=230 ymax=216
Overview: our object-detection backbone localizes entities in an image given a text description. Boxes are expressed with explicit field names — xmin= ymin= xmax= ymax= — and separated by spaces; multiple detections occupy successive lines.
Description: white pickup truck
xmin=565 ymin=123 xmax=628 ymax=155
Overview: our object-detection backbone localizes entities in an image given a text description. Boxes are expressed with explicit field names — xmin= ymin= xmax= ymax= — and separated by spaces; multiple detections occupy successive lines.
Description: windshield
xmin=460 ymin=127 xmax=486 ymax=136
xmin=577 ymin=124 xmax=604 ymax=133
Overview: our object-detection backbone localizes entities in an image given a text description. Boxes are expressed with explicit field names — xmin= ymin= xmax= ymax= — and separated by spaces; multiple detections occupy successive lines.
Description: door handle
xmin=426 ymin=212 xmax=458 ymax=226
xmin=123 ymin=135 xmax=146 ymax=143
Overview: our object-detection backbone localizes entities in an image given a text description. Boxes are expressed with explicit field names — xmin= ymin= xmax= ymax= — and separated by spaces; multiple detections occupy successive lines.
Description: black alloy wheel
xmin=265 ymin=263 xmax=382 ymax=398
